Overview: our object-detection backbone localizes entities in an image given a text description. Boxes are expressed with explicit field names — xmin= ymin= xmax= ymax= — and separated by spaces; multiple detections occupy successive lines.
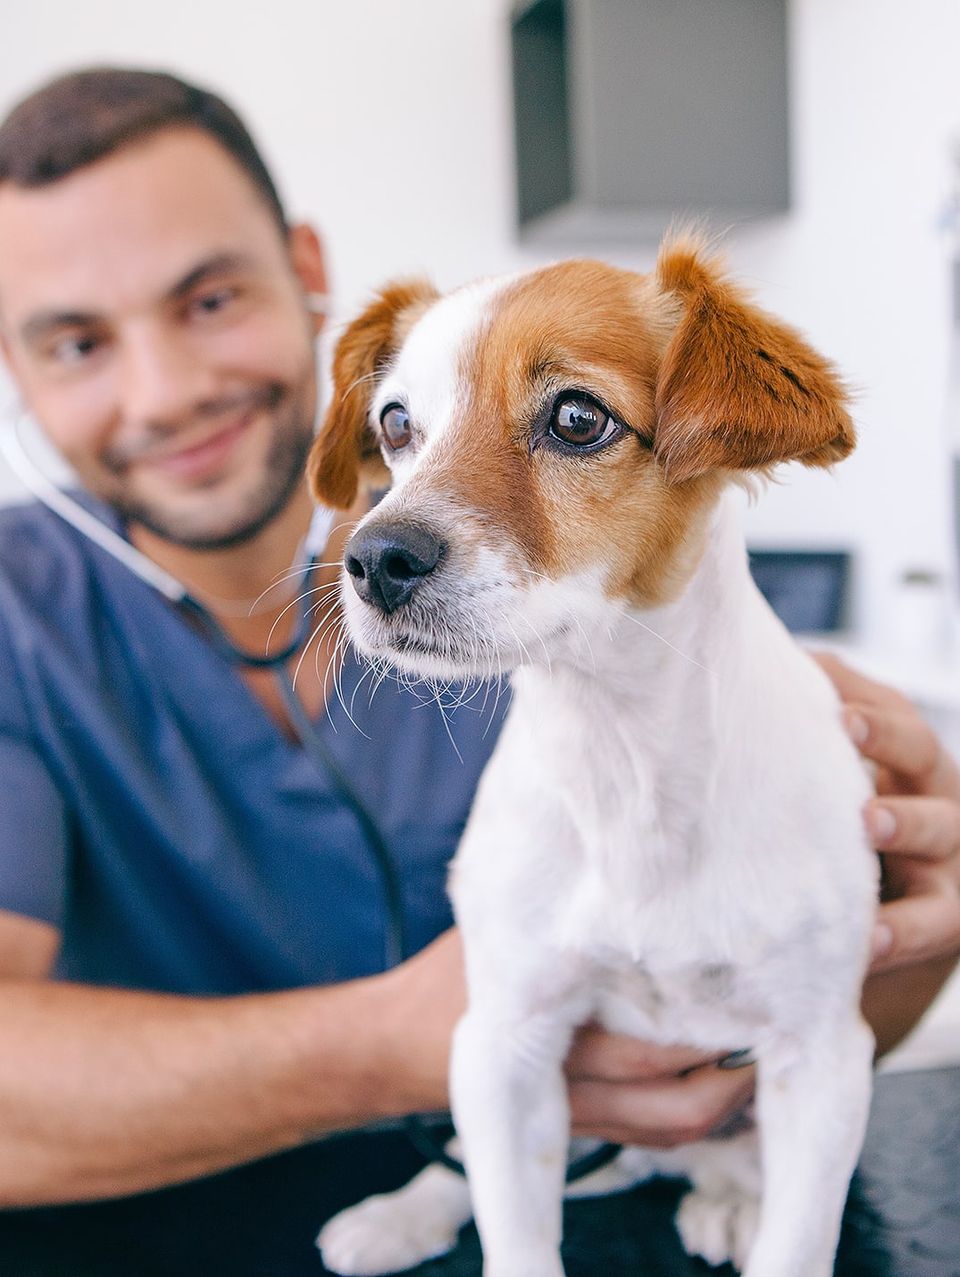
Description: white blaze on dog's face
xmin=309 ymin=240 xmax=854 ymax=680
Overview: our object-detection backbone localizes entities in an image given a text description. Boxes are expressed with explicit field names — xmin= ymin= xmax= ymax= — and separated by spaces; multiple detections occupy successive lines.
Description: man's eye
xmin=380 ymin=403 xmax=413 ymax=450
xmin=191 ymin=288 xmax=237 ymax=317
xmin=49 ymin=334 xmax=100 ymax=365
xmin=548 ymin=394 xmax=619 ymax=449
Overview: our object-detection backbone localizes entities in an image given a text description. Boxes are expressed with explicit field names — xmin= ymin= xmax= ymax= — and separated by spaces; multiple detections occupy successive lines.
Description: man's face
xmin=0 ymin=127 xmax=322 ymax=549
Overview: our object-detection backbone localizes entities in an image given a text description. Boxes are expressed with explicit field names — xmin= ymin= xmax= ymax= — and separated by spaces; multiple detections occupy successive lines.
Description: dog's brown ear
xmin=652 ymin=238 xmax=855 ymax=484
xmin=308 ymin=279 xmax=438 ymax=509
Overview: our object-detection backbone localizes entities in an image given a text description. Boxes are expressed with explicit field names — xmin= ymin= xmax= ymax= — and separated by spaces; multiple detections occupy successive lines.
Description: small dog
xmin=310 ymin=237 xmax=878 ymax=1277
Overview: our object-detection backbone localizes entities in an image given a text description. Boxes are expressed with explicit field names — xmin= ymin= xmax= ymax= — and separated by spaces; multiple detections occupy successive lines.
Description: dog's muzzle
xmin=344 ymin=520 xmax=446 ymax=615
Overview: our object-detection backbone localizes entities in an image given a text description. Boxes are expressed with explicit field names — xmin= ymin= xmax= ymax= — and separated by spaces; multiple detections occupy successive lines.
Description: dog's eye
xmin=549 ymin=395 xmax=618 ymax=449
xmin=380 ymin=403 xmax=412 ymax=451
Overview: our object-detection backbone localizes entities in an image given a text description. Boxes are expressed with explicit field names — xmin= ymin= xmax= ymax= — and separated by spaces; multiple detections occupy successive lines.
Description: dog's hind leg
xmin=669 ymin=1132 xmax=762 ymax=1272
xmin=742 ymin=1016 xmax=874 ymax=1277
xmin=317 ymin=1153 xmax=472 ymax=1277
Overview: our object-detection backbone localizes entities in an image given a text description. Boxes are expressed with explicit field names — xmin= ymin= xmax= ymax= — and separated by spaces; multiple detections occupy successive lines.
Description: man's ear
xmin=307 ymin=279 xmax=438 ymax=510
xmin=652 ymin=238 xmax=855 ymax=483
xmin=288 ymin=223 xmax=329 ymax=338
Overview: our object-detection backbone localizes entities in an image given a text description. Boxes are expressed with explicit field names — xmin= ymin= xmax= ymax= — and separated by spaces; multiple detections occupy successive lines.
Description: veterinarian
xmin=0 ymin=67 xmax=956 ymax=1270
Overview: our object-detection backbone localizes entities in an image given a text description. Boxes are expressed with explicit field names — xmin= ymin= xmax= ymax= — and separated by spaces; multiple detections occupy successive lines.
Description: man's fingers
xmin=569 ymin=1061 xmax=756 ymax=1148
xmin=843 ymin=703 xmax=942 ymax=787
xmin=865 ymin=797 xmax=960 ymax=862
xmin=812 ymin=653 xmax=913 ymax=713
xmin=566 ymin=1028 xmax=719 ymax=1083
xmin=870 ymin=888 xmax=960 ymax=973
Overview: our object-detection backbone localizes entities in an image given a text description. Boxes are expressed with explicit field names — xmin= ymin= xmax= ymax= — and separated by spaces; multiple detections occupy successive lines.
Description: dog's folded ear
xmin=308 ymin=279 xmax=438 ymax=509
xmin=653 ymin=238 xmax=855 ymax=484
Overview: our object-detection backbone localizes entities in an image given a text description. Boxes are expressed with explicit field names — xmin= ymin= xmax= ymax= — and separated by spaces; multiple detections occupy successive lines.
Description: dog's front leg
xmin=745 ymin=1016 xmax=874 ymax=1277
xmin=450 ymin=1002 xmax=576 ymax=1277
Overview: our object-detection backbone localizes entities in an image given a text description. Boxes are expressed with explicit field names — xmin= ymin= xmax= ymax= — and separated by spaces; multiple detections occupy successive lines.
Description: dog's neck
xmin=531 ymin=491 xmax=763 ymax=703
xmin=510 ymin=492 xmax=781 ymax=893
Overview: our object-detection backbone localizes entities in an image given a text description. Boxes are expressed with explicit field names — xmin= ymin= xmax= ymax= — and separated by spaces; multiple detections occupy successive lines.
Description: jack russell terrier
xmin=309 ymin=237 xmax=878 ymax=1277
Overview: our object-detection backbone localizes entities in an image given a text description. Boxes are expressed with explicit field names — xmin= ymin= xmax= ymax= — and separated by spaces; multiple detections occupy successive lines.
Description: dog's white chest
xmin=451 ymin=632 xmax=876 ymax=1056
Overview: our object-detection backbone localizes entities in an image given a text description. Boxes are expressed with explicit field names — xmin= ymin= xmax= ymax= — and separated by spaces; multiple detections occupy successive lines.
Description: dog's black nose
xmin=344 ymin=522 xmax=445 ymax=614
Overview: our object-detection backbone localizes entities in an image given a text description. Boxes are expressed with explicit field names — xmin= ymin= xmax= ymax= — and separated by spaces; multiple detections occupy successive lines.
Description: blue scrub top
xmin=0 ymin=497 xmax=505 ymax=995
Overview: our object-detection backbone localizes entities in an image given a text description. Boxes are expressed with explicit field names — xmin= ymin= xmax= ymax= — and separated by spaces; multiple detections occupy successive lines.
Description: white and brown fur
xmin=310 ymin=239 xmax=878 ymax=1277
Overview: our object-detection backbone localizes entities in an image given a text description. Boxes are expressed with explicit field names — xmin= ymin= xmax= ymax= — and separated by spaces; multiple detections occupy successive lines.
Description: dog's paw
xmin=675 ymin=1184 xmax=759 ymax=1272
xmin=317 ymin=1192 xmax=463 ymax=1276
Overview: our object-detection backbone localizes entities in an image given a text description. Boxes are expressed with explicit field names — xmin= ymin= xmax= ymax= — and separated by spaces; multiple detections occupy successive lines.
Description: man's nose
xmin=345 ymin=522 xmax=446 ymax=614
xmin=119 ymin=325 xmax=220 ymax=427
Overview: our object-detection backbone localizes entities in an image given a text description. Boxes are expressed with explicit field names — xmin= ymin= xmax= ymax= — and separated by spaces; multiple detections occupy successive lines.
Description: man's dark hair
xmin=0 ymin=67 xmax=288 ymax=234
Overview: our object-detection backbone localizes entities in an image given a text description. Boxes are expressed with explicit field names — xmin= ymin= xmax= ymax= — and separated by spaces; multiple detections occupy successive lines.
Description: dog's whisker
xmin=267 ymin=557 xmax=343 ymax=583
xmin=348 ymin=659 xmax=379 ymax=719
xmin=320 ymin=623 xmax=350 ymax=731
xmin=304 ymin=595 xmax=344 ymax=639
xmin=331 ymin=636 xmax=370 ymax=738
xmin=265 ymin=583 xmax=341 ymax=653
xmin=305 ymin=602 xmax=347 ymax=661
xmin=520 ymin=565 xmax=708 ymax=676
xmin=484 ymin=621 xmax=508 ymax=739
xmin=308 ymin=584 xmax=348 ymax=617
xmin=568 ymin=610 xmax=598 ymax=676
xmin=291 ymin=613 xmax=331 ymax=693
xmin=506 ymin=615 xmax=546 ymax=678
xmin=609 ymin=607 xmax=714 ymax=676
xmin=369 ymin=657 xmax=396 ymax=706
xmin=436 ymin=696 xmax=465 ymax=765
xmin=338 ymin=367 xmax=386 ymax=408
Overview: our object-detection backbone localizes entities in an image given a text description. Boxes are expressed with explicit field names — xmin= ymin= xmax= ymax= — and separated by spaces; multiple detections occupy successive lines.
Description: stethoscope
xmin=0 ymin=409 xmax=620 ymax=1186
xmin=0 ymin=412 xmax=408 ymax=962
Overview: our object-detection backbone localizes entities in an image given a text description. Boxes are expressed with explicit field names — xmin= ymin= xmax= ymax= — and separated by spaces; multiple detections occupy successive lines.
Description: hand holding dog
xmin=388 ymin=930 xmax=754 ymax=1147
xmin=565 ymin=1029 xmax=755 ymax=1148
xmin=815 ymin=656 xmax=960 ymax=969
xmin=817 ymin=654 xmax=960 ymax=1054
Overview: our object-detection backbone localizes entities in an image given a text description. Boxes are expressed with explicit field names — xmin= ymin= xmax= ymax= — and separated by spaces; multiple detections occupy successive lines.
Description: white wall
xmin=1 ymin=0 xmax=958 ymax=647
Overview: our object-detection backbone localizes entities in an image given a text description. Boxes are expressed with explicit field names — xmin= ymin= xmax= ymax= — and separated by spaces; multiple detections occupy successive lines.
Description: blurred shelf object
xmin=510 ymin=0 xmax=791 ymax=245
xmin=749 ymin=549 xmax=851 ymax=635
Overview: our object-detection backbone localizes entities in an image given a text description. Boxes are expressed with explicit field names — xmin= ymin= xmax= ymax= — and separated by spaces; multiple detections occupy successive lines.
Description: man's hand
xmin=815 ymin=655 xmax=960 ymax=969
xmin=389 ymin=932 xmax=755 ymax=1146
xmin=566 ymin=1031 xmax=755 ymax=1148
xmin=816 ymin=654 xmax=960 ymax=1052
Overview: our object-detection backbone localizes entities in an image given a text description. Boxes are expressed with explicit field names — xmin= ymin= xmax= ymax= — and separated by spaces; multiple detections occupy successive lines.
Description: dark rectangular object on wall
xmin=511 ymin=0 xmax=791 ymax=244
xmin=748 ymin=550 xmax=851 ymax=634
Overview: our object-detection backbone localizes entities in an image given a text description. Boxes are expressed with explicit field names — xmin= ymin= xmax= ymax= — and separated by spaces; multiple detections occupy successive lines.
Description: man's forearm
xmin=862 ymin=952 xmax=960 ymax=1057
xmin=0 ymin=972 xmax=423 ymax=1206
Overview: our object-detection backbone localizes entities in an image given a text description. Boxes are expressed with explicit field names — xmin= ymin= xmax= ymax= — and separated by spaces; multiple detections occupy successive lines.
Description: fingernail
xmin=871 ymin=923 xmax=894 ymax=960
xmin=716 ymin=1049 xmax=756 ymax=1070
xmin=865 ymin=804 xmax=897 ymax=845
xmin=844 ymin=709 xmax=869 ymax=746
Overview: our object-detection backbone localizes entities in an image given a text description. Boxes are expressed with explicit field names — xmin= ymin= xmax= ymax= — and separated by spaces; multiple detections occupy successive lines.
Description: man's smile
xmin=136 ymin=410 xmax=258 ymax=483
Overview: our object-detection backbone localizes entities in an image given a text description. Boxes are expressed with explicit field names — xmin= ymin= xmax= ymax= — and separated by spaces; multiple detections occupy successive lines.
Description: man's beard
xmin=104 ymin=384 xmax=316 ymax=552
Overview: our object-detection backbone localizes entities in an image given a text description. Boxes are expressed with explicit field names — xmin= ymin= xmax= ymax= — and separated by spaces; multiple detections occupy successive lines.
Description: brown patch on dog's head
xmin=427 ymin=260 xmax=720 ymax=607
xmin=653 ymin=236 xmax=855 ymax=483
xmin=308 ymin=279 xmax=438 ymax=509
